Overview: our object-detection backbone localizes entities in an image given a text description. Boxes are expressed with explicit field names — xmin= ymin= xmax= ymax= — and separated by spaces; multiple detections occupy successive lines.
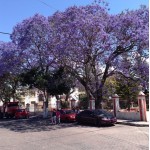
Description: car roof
xmin=83 ymin=109 xmax=107 ymax=113
xmin=83 ymin=109 xmax=103 ymax=111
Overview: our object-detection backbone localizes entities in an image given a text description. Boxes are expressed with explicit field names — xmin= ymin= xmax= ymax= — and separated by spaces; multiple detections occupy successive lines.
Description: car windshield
xmin=7 ymin=103 xmax=18 ymax=107
xmin=65 ymin=110 xmax=74 ymax=114
xmin=17 ymin=109 xmax=22 ymax=112
xmin=94 ymin=110 xmax=110 ymax=116
xmin=17 ymin=109 xmax=24 ymax=112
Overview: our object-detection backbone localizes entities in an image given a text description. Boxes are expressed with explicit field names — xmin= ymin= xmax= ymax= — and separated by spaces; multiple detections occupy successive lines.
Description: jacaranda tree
xmin=0 ymin=42 xmax=23 ymax=102
xmin=48 ymin=4 xmax=149 ymax=108
xmin=11 ymin=14 xmax=57 ymax=109
xmin=9 ymin=3 xmax=149 ymax=109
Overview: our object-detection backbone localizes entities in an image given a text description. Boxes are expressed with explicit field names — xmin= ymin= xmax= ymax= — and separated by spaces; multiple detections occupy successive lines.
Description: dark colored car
xmin=76 ymin=109 xmax=117 ymax=126
xmin=59 ymin=109 xmax=76 ymax=122
xmin=15 ymin=109 xmax=29 ymax=119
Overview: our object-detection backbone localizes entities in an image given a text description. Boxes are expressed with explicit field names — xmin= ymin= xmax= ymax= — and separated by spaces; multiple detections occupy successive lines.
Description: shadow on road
xmin=0 ymin=116 xmax=78 ymax=133
xmin=0 ymin=116 xmax=114 ymax=133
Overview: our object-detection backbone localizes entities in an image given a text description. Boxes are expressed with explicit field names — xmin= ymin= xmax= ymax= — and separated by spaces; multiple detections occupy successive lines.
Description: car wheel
xmin=77 ymin=118 xmax=81 ymax=124
xmin=10 ymin=115 xmax=13 ymax=119
xmin=14 ymin=116 xmax=17 ymax=119
xmin=65 ymin=117 xmax=69 ymax=122
xmin=97 ymin=119 xmax=101 ymax=127
xmin=5 ymin=113 xmax=9 ymax=119
xmin=0 ymin=113 xmax=3 ymax=119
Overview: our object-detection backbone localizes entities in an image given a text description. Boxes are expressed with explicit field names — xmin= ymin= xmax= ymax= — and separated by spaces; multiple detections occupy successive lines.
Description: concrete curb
xmin=116 ymin=121 xmax=149 ymax=127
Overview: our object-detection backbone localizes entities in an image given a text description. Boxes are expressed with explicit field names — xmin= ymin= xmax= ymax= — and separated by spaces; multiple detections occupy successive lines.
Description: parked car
xmin=59 ymin=109 xmax=76 ymax=122
xmin=76 ymin=109 xmax=117 ymax=126
xmin=15 ymin=109 xmax=29 ymax=119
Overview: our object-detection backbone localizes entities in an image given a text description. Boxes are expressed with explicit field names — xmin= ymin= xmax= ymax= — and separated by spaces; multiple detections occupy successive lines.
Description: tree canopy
xmin=0 ymin=3 xmax=148 ymax=108
xmin=48 ymin=4 xmax=149 ymax=108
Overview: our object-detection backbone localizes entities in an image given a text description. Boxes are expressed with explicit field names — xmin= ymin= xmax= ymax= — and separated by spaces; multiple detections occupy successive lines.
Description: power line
xmin=0 ymin=1 xmax=57 ymax=37
xmin=37 ymin=0 xmax=57 ymax=10
xmin=0 ymin=32 xmax=11 ymax=35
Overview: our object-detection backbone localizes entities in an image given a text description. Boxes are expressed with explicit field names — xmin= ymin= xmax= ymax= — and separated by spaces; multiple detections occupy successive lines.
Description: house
xmin=17 ymin=87 xmax=79 ymax=112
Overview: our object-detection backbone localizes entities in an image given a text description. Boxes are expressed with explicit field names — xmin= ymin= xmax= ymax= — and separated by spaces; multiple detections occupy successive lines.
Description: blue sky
xmin=0 ymin=0 xmax=149 ymax=42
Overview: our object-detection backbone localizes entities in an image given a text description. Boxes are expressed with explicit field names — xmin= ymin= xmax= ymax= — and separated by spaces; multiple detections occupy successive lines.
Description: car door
xmin=85 ymin=111 xmax=97 ymax=124
xmin=80 ymin=110 xmax=94 ymax=124
xmin=78 ymin=110 xmax=89 ymax=123
xmin=59 ymin=110 xmax=66 ymax=121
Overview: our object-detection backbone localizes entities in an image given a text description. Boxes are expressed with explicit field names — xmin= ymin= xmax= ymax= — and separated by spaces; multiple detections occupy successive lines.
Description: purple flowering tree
xmin=0 ymin=41 xmax=23 ymax=76
xmin=0 ymin=42 xmax=23 ymax=101
xmin=11 ymin=14 xmax=55 ymax=71
xmin=11 ymin=14 xmax=57 ymax=117
xmin=9 ymin=3 xmax=149 ymax=109
xmin=49 ymin=5 xmax=149 ymax=108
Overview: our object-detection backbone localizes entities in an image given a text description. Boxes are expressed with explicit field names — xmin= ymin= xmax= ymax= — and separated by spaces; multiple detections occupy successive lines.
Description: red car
xmin=59 ymin=109 xmax=76 ymax=122
xmin=15 ymin=109 xmax=29 ymax=119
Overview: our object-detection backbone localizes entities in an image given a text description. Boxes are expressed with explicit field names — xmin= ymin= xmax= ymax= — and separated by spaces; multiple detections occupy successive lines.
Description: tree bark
xmin=95 ymin=88 xmax=103 ymax=109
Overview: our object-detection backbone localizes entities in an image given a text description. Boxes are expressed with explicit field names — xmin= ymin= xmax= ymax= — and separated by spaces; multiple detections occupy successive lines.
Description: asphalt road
xmin=0 ymin=118 xmax=149 ymax=150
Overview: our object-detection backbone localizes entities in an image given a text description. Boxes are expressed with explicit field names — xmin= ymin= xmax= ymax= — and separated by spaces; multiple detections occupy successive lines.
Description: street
xmin=0 ymin=118 xmax=149 ymax=150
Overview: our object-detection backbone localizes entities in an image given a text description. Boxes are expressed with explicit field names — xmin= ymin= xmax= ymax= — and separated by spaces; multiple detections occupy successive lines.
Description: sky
xmin=0 ymin=0 xmax=149 ymax=42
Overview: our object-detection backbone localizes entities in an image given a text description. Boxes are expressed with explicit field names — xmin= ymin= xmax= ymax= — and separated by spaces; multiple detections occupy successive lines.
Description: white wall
xmin=146 ymin=111 xmax=149 ymax=122
xmin=0 ymin=101 xmax=3 ymax=106
xmin=116 ymin=111 xmax=141 ymax=121
xmin=49 ymin=96 xmax=57 ymax=109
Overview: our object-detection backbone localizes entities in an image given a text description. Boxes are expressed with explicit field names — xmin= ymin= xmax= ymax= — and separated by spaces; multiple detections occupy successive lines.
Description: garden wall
xmin=116 ymin=111 xmax=140 ymax=121
xmin=110 ymin=111 xmax=149 ymax=121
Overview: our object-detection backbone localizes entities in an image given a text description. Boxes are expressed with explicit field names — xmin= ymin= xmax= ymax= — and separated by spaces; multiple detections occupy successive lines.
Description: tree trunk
xmin=43 ymin=92 xmax=49 ymax=118
xmin=84 ymin=87 xmax=91 ymax=106
xmin=43 ymin=90 xmax=49 ymax=108
xmin=127 ymin=98 xmax=131 ymax=111
xmin=65 ymin=93 xmax=69 ymax=101
xmin=45 ymin=97 xmax=49 ymax=108
xmin=94 ymin=62 xmax=110 ymax=109
xmin=95 ymin=88 xmax=103 ymax=109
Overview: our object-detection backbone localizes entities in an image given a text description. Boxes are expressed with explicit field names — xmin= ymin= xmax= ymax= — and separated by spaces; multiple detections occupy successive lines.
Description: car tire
xmin=5 ymin=113 xmax=9 ymax=119
xmin=97 ymin=119 xmax=101 ymax=127
xmin=77 ymin=121 xmax=81 ymax=125
xmin=65 ymin=117 xmax=69 ymax=122
xmin=0 ymin=113 xmax=3 ymax=119
xmin=77 ymin=118 xmax=81 ymax=124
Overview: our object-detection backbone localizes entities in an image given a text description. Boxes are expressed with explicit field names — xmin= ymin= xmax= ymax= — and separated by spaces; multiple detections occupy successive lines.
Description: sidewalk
xmin=117 ymin=119 xmax=149 ymax=127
